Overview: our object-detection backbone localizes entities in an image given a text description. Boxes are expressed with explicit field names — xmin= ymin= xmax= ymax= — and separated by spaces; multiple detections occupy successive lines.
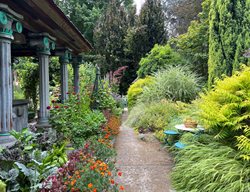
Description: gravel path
xmin=115 ymin=113 xmax=174 ymax=192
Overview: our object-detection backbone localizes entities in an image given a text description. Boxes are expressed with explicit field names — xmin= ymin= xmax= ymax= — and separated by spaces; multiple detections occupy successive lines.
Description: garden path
xmin=115 ymin=111 xmax=174 ymax=192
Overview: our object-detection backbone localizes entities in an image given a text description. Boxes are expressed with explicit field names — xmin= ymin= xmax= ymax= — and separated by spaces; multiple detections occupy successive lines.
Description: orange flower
xmin=108 ymin=171 xmax=112 ymax=176
xmin=119 ymin=186 xmax=125 ymax=191
xmin=88 ymin=183 xmax=93 ymax=188
xmin=118 ymin=172 xmax=122 ymax=176
xmin=93 ymin=189 xmax=97 ymax=192
xmin=110 ymin=179 xmax=115 ymax=184
xmin=71 ymin=179 xmax=76 ymax=186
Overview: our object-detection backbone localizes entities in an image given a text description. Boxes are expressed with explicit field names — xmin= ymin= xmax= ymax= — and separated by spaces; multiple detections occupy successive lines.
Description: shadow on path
xmin=115 ymin=111 xmax=174 ymax=192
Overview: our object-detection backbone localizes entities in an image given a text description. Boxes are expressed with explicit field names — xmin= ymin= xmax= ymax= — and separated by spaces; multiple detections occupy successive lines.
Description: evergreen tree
xmin=208 ymin=0 xmax=250 ymax=86
xmin=170 ymin=0 xmax=211 ymax=81
xmin=122 ymin=0 xmax=166 ymax=93
xmin=138 ymin=0 xmax=166 ymax=51
xmin=94 ymin=0 xmax=134 ymax=75
xmin=54 ymin=0 xmax=110 ymax=43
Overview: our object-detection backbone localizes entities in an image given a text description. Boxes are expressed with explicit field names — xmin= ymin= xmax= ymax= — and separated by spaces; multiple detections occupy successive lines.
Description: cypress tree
xmin=208 ymin=0 xmax=250 ymax=86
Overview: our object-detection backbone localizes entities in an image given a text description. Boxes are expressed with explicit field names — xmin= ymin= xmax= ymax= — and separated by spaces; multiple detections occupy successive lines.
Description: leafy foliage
xmin=169 ymin=0 xmax=211 ymax=80
xmin=50 ymin=93 xmax=106 ymax=148
xmin=0 ymin=128 xmax=68 ymax=191
xmin=127 ymin=76 xmax=155 ymax=108
xmin=137 ymin=44 xmax=185 ymax=78
xmin=198 ymin=66 xmax=250 ymax=160
xmin=139 ymin=66 xmax=200 ymax=103
xmin=14 ymin=58 xmax=39 ymax=112
xmin=171 ymin=142 xmax=250 ymax=192
xmin=208 ymin=0 xmax=250 ymax=86
xmin=0 ymin=179 xmax=6 ymax=192
xmin=126 ymin=100 xmax=179 ymax=132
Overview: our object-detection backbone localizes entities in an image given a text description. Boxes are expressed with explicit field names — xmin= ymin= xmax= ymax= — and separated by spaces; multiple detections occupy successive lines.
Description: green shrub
xmin=50 ymin=93 xmax=106 ymax=147
xmin=127 ymin=76 xmax=155 ymax=108
xmin=137 ymin=44 xmax=184 ymax=78
xmin=171 ymin=142 xmax=250 ymax=192
xmin=198 ymin=66 xmax=250 ymax=161
xmin=126 ymin=100 xmax=179 ymax=132
xmin=0 ymin=180 xmax=6 ymax=192
xmin=139 ymin=66 xmax=200 ymax=103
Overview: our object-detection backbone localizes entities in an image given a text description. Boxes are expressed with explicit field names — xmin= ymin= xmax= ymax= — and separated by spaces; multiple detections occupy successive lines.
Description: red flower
xmin=47 ymin=106 xmax=51 ymax=110
xmin=118 ymin=172 xmax=122 ymax=176
xmin=52 ymin=100 xmax=56 ymax=103
xmin=54 ymin=105 xmax=60 ymax=109
xmin=119 ymin=186 xmax=125 ymax=191
xmin=110 ymin=179 xmax=115 ymax=184
xmin=84 ymin=143 xmax=89 ymax=149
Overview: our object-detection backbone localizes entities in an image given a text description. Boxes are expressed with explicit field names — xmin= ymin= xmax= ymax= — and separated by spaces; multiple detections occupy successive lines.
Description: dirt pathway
xmin=115 ymin=112 xmax=174 ymax=192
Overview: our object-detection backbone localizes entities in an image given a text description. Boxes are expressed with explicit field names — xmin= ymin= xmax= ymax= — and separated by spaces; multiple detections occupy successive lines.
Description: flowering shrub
xmin=103 ymin=116 xmax=121 ymax=136
xmin=41 ymin=142 xmax=124 ymax=192
xmin=49 ymin=93 xmax=106 ymax=147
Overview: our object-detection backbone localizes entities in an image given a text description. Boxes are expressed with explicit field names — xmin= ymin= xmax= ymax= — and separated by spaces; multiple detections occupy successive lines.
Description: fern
xmin=198 ymin=67 xmax=250 ymax=160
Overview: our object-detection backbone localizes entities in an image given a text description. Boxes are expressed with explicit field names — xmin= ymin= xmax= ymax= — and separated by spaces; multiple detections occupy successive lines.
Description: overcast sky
xmin=134 ymin=0 xmax=145 ymax=14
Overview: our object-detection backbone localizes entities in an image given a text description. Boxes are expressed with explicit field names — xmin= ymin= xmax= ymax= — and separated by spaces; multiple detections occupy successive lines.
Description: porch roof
xmin=0 ymin=0 xmax=92 ymax=56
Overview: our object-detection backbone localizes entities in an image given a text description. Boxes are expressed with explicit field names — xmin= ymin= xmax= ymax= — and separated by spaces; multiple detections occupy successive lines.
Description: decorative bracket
xmin=29 ymin=33 xmax=56 ymax=55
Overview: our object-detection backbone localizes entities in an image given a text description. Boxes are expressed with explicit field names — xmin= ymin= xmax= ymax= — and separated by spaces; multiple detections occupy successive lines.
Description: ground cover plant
xmin=171 ymin=140 xmax=250 ymax=192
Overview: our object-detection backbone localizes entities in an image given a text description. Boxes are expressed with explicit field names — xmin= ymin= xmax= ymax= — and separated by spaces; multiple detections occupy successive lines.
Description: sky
xmin=134 ymin=0 xmax=145 ymax=14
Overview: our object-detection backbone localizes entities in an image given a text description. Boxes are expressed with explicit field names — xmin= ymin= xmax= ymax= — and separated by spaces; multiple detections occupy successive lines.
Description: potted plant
xmin=183 ymin=117 xmax=198 ymax=128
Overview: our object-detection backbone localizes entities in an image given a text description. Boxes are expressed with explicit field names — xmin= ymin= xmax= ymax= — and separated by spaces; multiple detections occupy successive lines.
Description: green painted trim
xmin=0 ymin=11 xmax=8 ymax=25
xmin=43 ymin=37 xmax=49 ymax=47
xmin=15 ymin=21 xmax=22 ymax=33
xmin=50 ymin=42 xmax=55 ymax=50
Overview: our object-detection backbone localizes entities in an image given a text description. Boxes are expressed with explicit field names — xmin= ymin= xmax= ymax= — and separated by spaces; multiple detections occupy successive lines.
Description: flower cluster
xmin=41 ymin=146 xmax=124 ymax=192
xmin=104 ymin=115 xmax=121 ymax=136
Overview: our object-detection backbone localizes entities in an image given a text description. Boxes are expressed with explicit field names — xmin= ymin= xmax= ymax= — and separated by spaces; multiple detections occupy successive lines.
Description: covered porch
xmin=0 ymin=0 xmax=92 ymax=145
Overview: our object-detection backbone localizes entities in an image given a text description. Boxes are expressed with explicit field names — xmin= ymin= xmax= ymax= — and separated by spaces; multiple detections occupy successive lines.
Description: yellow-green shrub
xmin=127 ymin=76 xmax=154 ymax=108
xmin=0 ymin=180 xmax=6 ymax=192
xmin=198 ymin=66 xmax=250 ymax=161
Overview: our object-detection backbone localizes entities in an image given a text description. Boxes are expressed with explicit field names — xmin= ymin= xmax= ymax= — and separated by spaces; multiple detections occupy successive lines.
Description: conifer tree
xmin=208 ymin=0 xmax=250 ymax=86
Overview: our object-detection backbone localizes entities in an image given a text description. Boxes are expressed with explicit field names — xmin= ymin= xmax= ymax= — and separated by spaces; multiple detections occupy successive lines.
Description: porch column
xmin=72 ymin=56 xmax=83 ymax=94
xmin=0 ymin=9 xmax=23 ymax=142
xmin=56 ymin=48 xmax=72 ymax=103
xmin=29 ymin=33 xmax=56 ymax=128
